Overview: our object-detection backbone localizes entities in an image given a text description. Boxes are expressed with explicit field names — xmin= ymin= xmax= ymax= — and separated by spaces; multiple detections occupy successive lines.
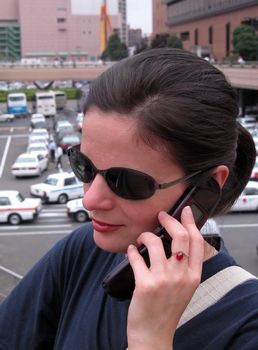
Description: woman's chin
xmin=93 ymin=230 xmax=128 ymax=254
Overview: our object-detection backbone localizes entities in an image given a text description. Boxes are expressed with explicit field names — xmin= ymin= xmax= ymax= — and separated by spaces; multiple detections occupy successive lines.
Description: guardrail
xmin=0 ymin=61 xmax=115 ymax=69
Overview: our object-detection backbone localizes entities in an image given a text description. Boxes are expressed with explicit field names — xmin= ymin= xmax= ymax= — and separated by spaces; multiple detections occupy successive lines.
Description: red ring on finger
xmin=173 ymin=251 xmax=188 ymax=262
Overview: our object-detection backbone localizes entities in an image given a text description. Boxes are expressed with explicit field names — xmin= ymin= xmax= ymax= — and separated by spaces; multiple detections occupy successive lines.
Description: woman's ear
xmin=212 ymin=165 xmax=229 ymax=188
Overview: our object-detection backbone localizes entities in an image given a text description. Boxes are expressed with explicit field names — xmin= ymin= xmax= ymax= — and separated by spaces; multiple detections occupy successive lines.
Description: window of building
xmin=209 ymin=26 xmax=213 ymax=45
xmin=194 ymin=28 xmax=199 ymax=45
xmin=57 ymin=18 xmax=66 ymax=23
xmin=180 ymin=31 xmax=190 ymax=41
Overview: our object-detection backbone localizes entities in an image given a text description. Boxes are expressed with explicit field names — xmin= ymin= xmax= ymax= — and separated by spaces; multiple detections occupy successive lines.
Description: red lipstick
xmin=92 ymin=218 xmax=124 ymax=233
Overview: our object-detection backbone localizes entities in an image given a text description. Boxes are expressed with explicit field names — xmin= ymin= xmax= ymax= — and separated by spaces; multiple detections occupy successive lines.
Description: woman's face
xmin=81 ymin=107 xmax=187 ymax=253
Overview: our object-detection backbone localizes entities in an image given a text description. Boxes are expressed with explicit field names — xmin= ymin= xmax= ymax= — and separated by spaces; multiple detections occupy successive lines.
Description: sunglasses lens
xmin=69 ymin=148 xmax=95 ymax=183
xmin=106 ymin=169 xmax=156 ymax=200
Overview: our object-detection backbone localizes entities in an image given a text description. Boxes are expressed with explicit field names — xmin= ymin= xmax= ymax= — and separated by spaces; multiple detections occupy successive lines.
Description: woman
xmin=0 ymin=48 xmax=257 ymax=349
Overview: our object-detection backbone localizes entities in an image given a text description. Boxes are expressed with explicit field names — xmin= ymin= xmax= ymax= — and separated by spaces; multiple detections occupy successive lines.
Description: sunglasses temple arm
xmin=157 ymin=169 xmax=205 ymax=190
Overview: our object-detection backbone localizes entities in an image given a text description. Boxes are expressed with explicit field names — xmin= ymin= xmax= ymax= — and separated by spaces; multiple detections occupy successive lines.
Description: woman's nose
xmin=82 ymin=174 xmax=115 ymax=211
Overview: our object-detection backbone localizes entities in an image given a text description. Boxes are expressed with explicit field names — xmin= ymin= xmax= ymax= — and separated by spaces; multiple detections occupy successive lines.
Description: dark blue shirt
xmin=1 ymin=223 xmax=258 ymax=349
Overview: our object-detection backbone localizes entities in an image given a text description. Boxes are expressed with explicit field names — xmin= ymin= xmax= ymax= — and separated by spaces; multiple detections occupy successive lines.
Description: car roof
xmin=246 ymin=181 xmax=258 ymax=188
xmin=31 ymin=128 xmax=48 ymax=133
xmin=0 ymin=190 xmax=19 ymax=196
xmin=16 ymin=152 xmax=38 ymax=159
xmin=47 ymin=172 xmax=75 ymax=179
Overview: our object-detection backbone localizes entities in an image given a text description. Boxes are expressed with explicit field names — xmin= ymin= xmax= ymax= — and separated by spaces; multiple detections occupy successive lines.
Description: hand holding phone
xmin=102 ymin=174 xmax=221 ymax=301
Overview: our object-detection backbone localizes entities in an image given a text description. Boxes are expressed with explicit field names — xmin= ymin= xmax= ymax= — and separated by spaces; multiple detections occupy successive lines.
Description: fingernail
xmin=183 ymin=206 xmax=192 ymax=215
xmin=158 ymin=211 xmax=167 ymax=219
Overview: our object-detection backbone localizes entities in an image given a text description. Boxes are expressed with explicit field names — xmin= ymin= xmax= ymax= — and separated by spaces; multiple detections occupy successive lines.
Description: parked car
xmin=27 ymin=143 xmax=49 ymax=159
xmin=76 ymin=113 xmax=84 ymax=132
xmin=28 ymin=134 xmax=49 ymax=146
xmin=230 ymin=181 xmax=258 ymax=212
xmin=66 ymin=198 xmax=91 ymax=222
xmin=30 ymin=113 xmax=46 ymax=128
xmin=253 ymin=136 xmax=258 ymax=155
xmin=0 ymin=113 xmax=15 ymax=122
xmin=0 ymin=190 xmax=42 ymax=225
xmin=11 ymin=153 xmax=48 ymax=177
xmin=59 ymin=134 xmax=81 ymax=152
xmin=30 ymin=120 xmax=49 ymax=130
xmin=55 ymin=120 xmax=73 ymax=134
xmin=30 ymin=172 xmax=83 ymax=204
xmin=29 ymin=128 xmax=49 ymax=143
xmin=251 ymin=157 xmax=258 ymax=181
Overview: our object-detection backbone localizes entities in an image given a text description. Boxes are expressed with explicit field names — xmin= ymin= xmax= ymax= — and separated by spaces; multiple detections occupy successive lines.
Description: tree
xmin=233 ymin=24 xmax=258 ymax=61
xmin=151 ymin=33 xmax=170 ymax=48
xmin=166 ymin=35 xmax=183 ymax=49
xmin=134 ymin=37 xmax=149 ymax=54
xmin=151 ymin=33 xmax=183 ymax=49
xmin=101 ymin=33 xmax=128 ymax=61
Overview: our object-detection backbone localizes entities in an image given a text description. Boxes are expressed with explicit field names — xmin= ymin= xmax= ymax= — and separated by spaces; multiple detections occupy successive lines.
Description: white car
xmin=230 ymin=181 xmax=258 ymax=212
xmin=30 ymin=172 xmax=84 ymax=204
xmin=251 ymin=157 xmax=258 ymax=181
xmin=29 ymin=128 xmax=49 ymax=143
xmin=27 ymin=143 xmax=49 ymax=159
xmin=253 ymin=136 xmax=258 ymax=155
xmin=11 ymin=153 xmax=48 ymax=177
xmin=0 ymin=191 xmax=42 ymax=225
xmin=66 ymin=198 xmax=91 ymax=222
xmin=0 ymin=113 xmax=15 ymax=122
xmin=31 ymin=113 xmax=45 ymax=123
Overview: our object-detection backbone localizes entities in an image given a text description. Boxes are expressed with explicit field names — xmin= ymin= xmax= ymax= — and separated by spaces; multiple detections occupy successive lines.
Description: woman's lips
xmin=92 ymin=218 xmax=124 ymax=233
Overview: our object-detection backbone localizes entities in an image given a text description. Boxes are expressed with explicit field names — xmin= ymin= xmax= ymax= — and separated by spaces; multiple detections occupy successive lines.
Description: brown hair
xmin=84 ymin=48 xmax=256 ymax=215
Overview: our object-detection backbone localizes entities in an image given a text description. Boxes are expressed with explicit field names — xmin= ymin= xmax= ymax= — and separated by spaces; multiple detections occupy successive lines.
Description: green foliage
xmin=151 ymin=33 xmax=183 ymax=49
xmin=134 ymin=37 xmax=149 ymax=54
xmin=0 ymin=87 xmax=80 ymax=102
xmin=101 ymin=33 xmax=128 ymax=61
xmin=233 ymin=24 xmax=258 ymax=60
xmin=166 ymin=35 xmax=183 ymax=49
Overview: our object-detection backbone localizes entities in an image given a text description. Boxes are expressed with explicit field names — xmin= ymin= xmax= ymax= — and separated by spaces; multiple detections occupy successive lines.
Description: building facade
xmin=0 ymin=0 xmax=127 ymax=61
xmin=153 ymin=0 xmax=258 ymax=61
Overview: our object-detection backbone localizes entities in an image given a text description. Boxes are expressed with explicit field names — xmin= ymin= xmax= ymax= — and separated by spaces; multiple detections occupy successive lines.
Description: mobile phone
xmin=102 ymin=174 xmax=221 ymax=301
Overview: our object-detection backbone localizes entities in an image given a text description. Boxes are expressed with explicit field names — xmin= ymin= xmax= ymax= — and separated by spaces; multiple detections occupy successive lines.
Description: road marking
xmin=0 ymin=230 xmax=71 ymax=236
xmin=218 ymin=223 xmax=258 ymax=228
xmin=0 ymin=265 xmax=23 ymax=279
xmin=0 ymin=134 xmax=27 ymax=139
xmin=0 ymin=223 xmax=72 ymax=230
xmin=40 ymin=213 xmax=67 ymax=217
xmin=0 ymin=135 xmax=11 ymax=178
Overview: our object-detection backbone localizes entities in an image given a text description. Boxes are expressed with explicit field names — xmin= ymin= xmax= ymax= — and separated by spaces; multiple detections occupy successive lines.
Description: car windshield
xmin=16 ymin=156 xmax=36 ymax=163
xmin=45 ymin=177 xmax=58 ymax=186
xmin=16 ymin=193 xmax=25 ymax=202
xmin=28 ymin=147 xmax=46 ymax=152
xmin=63 ymin=136 xmax=80 ymax=142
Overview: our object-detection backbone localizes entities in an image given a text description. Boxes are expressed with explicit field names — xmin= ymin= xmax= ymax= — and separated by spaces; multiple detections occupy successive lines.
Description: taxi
xmin=66 ymin=198 xmax=91 ymax=222
xmin=230 ymin=181 xmax=258 ymax=212
xmin=30 ymin=172 xmax=83 ymax=204
xmin=0 ymin=191 xmax=42 ymax=225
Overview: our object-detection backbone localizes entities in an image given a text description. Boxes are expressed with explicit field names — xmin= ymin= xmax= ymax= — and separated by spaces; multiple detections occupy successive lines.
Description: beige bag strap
xmin=125 ymin=266 xmax=256 ymax=349
xmin=177 ymin=266 xmax=257 ymax=328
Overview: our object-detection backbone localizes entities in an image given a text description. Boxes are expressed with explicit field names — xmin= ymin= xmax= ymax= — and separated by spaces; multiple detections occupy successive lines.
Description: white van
xmin=33 ymin=91 xmax=56 ymax=117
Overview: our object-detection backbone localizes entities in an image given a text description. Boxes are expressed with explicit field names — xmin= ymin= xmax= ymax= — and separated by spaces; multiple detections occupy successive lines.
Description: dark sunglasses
xmin=67 ymin=145 xmax=204 ymax=200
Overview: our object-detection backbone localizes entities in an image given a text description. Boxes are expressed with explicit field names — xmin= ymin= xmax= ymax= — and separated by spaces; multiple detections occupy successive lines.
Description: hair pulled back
xmin=84 ymin=48 xmax=256 ymax=215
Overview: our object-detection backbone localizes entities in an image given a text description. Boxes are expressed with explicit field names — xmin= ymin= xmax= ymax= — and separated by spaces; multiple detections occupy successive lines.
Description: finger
xmin=127 ymin=244 xmax=150 ymax=281
xmin=158 ymin=211 xmax=190 ymax=262
xmin=180 ymin=206 xmax=204 ymax=271
xmin=136 ymin=232 xmax=167 ymax=270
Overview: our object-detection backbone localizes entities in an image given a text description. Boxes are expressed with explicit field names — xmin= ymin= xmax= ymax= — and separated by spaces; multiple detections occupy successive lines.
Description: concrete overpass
xmin=0 ymin=63 xmax=258 ymax=90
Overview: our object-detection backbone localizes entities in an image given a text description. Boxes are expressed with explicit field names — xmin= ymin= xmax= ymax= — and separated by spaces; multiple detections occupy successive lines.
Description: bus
xmin=7 ymin=93 xmax=28 ymax=117
xmin=33 ymin=91 xmax=56 ymax=117
xmin=52 ymin=91 xmax=67 ymax=110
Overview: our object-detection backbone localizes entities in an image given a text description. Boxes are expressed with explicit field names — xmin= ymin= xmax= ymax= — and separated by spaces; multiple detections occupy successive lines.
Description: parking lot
xmin=1 ymin=104 xmax=258 ymax=301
